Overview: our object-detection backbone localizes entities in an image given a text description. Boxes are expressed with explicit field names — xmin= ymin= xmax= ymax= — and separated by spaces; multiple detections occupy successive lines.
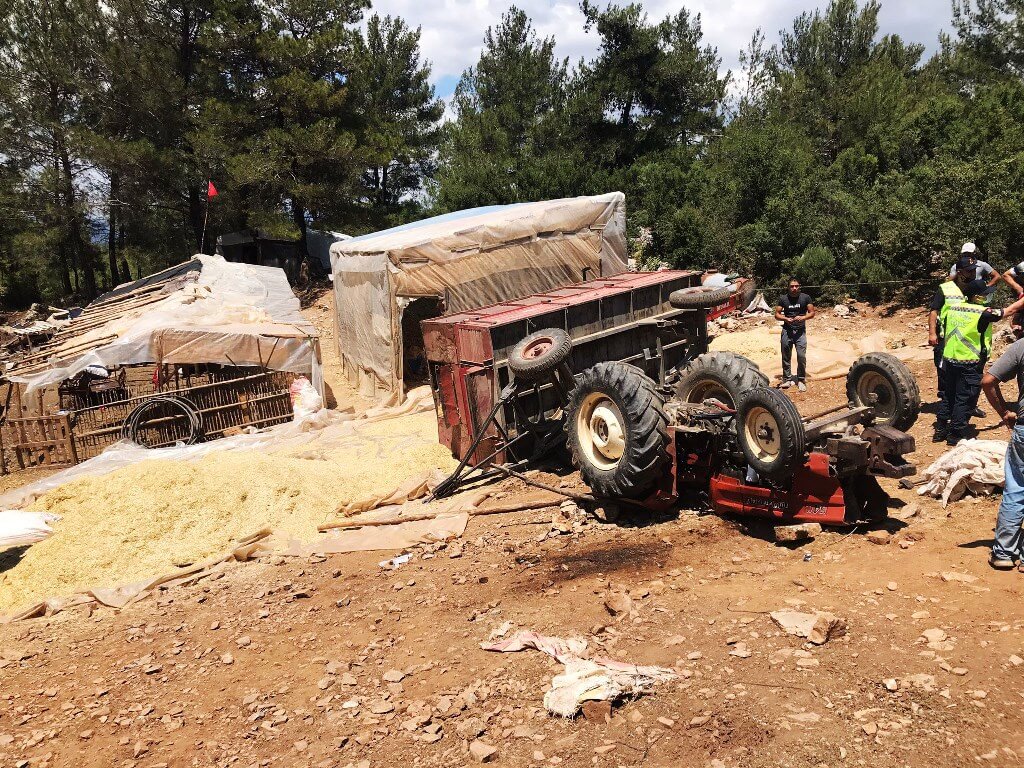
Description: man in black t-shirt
xmin=775 ymin=277 xmax=816 ymax=391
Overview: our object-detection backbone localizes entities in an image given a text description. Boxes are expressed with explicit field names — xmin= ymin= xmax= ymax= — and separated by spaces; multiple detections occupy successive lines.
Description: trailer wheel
xmin=508 ymin=328 xmax=572 ymax=383
xmin=846 ymin=352 xmax=920 ymax=431
xmin=567 ymin=362 xmax=670 ymax=499
xmin=669 ymin=285 xmax=734 ymax=310
xmin=674 ymin=352 xmax=769 ymax=408
xmin=736 ymin=387 xmax=805 ymax=481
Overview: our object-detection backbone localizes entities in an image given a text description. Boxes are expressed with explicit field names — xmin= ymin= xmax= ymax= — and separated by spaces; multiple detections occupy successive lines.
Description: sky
xmin=369 ymin=0 xmax=957 ymax=100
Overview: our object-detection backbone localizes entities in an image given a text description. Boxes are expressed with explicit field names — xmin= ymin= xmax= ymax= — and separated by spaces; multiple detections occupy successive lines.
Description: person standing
xmin=981 ymin=338 xmax=1024 ymax=570
xmin=946 ymin=241 xmax=1019 ymax=292
xmin=934 ymin=279 xmax=1003 ymax=444
xmin=930 ymin=255 xmax=980 ymax=405
xmin=775 ymin=277 xmax=815 ymax=392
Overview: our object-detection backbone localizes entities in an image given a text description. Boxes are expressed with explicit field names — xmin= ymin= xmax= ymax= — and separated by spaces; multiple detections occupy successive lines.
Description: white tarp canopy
xmin=330 ymin=192 xmax=628 ymax=400
xmin=4 ymin=255 xmax=321 ymax=392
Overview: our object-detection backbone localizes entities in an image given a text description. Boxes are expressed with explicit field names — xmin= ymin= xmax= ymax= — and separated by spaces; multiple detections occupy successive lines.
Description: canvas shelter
xmin=4 ymin=254 xmax=321 ymax=393
xmin=0 ymin=255 xmax=323 ymax=471
xmin=330 ymin=192 xmax=628 ymax=400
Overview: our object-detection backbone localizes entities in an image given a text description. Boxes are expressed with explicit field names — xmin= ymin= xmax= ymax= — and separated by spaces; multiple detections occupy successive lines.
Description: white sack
xmin=917 ymin=438 xmax=1007 ymax=506
xmin=482 ymin=630 xmax=675 ymax=717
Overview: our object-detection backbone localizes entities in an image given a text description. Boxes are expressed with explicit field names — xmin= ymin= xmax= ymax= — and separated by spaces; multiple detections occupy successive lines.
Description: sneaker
xmin=779 ymin=380 xmax=793 ymax=389
xmin=990 ymin=555 xmax=1016 ymax=570
xmin=972 ymin=407 xmax=986 ymax=418
xmin=946 ymin=434 xmax=961 ymax=447
xmin=796 ymin=382 xmax=807 ymax=392
xmin=932 ymin=429 xmax=948 ymax=443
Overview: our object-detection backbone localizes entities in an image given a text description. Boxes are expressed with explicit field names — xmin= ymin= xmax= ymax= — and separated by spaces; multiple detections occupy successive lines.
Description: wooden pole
xmin=316 ymin=496 xmax=565 ymax=532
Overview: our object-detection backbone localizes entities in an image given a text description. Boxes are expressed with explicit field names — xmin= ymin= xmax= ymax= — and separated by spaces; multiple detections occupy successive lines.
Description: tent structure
xmin=4 ymin=254 xmax=321 ymax=393
xmin=1 ymin=255 xmax=323 ymax=471
xmin=330 ymin=192 xmax=628 ymax=400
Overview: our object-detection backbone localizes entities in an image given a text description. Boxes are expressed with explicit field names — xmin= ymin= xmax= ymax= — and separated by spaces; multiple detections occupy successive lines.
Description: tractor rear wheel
xmin=566 ymin=362 xmax=670 ymax=499
xmin=674 ymin=352 xmax=769 ymax=409
xmin=736 ymin=387 xmax=806 ymax=481
xmin=846 ymin=352 xmax=920 ymax=431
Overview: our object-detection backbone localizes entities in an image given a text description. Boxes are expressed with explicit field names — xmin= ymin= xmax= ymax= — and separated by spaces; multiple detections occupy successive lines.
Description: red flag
xmin=207 ymin=180 xmax=219 ymax=198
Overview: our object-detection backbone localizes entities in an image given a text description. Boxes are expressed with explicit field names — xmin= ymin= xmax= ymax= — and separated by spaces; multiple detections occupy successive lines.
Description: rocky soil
xmin=2 ymin=305 xmax=1023 ymax=768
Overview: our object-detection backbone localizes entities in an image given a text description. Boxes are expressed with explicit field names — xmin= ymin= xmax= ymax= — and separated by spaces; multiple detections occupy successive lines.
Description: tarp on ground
xmin=3 ymin=255 xmax=322 ymax=393
xmin=330 ymin=192 xmax=628 ymax=401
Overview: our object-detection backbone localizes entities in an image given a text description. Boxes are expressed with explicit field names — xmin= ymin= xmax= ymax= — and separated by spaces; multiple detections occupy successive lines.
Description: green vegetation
xmin=2 ymin=0 xmax=1023 ymax=307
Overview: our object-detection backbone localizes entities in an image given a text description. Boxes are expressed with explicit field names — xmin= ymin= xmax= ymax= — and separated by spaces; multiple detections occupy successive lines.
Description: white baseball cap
xmin=961 ymin=242 xmax=977 ymax=254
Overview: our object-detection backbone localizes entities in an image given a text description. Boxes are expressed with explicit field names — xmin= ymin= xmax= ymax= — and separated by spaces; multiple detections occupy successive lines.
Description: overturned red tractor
xmin=423 ymin=271 xmax=920 ymax=525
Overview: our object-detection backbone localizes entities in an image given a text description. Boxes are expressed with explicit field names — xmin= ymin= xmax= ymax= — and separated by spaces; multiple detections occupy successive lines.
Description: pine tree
xmin=350 ymin=15 xmax=443 ymax=228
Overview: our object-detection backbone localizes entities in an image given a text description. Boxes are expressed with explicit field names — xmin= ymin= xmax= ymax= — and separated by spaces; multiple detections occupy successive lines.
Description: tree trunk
xmin=119 ymin=221 xmax=131 ymax=281
xmin=292 ymin=196 xmax=308 ymax=254
xmin=52 ymin=153 xmax=72 ymax=295
xmin=58 ymin=139 xmax=96 ymax=297
xmin=188 ymin=186 xmax=204 ymax=252
xmin=107 ymin=173 xmax=121 ymax=287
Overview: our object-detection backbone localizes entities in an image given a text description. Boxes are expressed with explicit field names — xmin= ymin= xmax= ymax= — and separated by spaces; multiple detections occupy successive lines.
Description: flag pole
xmin=200 ymin=181 xmax=210 ymax=253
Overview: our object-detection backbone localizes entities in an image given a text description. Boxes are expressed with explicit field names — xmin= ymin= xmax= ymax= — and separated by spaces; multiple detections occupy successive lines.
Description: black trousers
xmin=936 ymin=360 xmax=982 ymax=437
xmin=781 ymin=329 xmax=807 ymax=382
xmin=970 ymin=356 xmax=987 ymax=411
xmin=933 ymin=340 xmax=944 ymax=397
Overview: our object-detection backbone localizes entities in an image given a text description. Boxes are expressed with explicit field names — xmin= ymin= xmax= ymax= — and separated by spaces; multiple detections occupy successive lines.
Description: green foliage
xmin=4 ymin=0 xmax=1024 ymax=314
xmin=859 ymin=259 xmax=895 ymax=301
xmin=0 ymin=0 xmax=441 ymax=306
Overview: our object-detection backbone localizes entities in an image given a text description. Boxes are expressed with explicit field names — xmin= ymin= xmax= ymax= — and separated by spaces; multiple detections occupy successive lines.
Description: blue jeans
xmin=994 ymin=425 xmax=1024 ymax=561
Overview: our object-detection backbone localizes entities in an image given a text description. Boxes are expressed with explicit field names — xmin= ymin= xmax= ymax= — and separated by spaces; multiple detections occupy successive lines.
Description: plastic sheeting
xmin=6 ymin=254 xmax=322 ymax=392
xmin=482 ymin=630 xmax=677 ymax=717
xmin=0 ymin=511 xmax=59 ymax=551
xmin=917 ymin=439 xmax=1007 ymax=506
xmin=330 ymin=193 xmax=628 ymax=401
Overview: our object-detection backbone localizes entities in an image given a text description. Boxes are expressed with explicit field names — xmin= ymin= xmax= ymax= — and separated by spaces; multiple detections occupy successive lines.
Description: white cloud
xmin=368 ymin=0 xmax=955 ymax=98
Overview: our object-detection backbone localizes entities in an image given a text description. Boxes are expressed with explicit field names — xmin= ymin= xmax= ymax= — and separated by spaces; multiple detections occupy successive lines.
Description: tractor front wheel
xmin=736 ymin=387 xmax=806 ymax=481
xmin=566 ymin=362 xmax=670 ymax=499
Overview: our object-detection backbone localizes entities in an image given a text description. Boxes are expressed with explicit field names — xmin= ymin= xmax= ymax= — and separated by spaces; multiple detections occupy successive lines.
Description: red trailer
xmin=421 ymin=271 xmax=751 ymax=465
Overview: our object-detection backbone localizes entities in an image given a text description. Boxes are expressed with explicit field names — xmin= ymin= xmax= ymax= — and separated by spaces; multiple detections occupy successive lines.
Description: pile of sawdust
xmin=0 ymin=411 xmax=455 ymax=612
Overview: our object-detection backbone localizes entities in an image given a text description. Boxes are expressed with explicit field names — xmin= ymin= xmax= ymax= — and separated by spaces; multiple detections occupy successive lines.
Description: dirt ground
xmin=2 ymin=305 xmax=1023 ymax=768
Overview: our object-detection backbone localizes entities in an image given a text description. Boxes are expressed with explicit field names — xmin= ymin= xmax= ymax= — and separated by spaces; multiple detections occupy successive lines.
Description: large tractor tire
xmin=846 ymin=352 xmax=920 ymax=431
xmin=508 ymin=328 xmax=572 ymax=383
xmin=566 ymin=362 xmax=670 ymax=499
xmin=669 ymin=285 xmax=733 ymax=310
xmin=738 ymin=279 xmax=757 ymax=310
xmin=674 ymin=352 xmax=769 ymax=408
xmin=736 ymin=387 xmax=806 ymax=481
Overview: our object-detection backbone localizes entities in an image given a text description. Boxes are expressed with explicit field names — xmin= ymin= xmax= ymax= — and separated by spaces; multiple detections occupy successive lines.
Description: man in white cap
xmin=948 ymin=242 xmax=1018 ymax=291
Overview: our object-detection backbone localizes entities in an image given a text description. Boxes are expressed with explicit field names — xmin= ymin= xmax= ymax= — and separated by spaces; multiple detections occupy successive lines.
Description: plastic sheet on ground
xmin=482 ymin=630 xmax=676 ymax=717
xmin=288 ymin=513 xmax=469 ymax=556
xmin=0 ymin=511 xmax=59 ymax=551
xmin=710 ymin=326 xmax=932 ymax=381
xmin=917 ymin=438 xmax=1007 ymax=506
xmin=742 ymin=292 xmax=774 ymax=315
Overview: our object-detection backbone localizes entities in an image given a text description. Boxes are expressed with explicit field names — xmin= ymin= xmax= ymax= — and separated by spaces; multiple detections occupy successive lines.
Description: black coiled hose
xmin=121 ymin=395 xmax=204 ymax=447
